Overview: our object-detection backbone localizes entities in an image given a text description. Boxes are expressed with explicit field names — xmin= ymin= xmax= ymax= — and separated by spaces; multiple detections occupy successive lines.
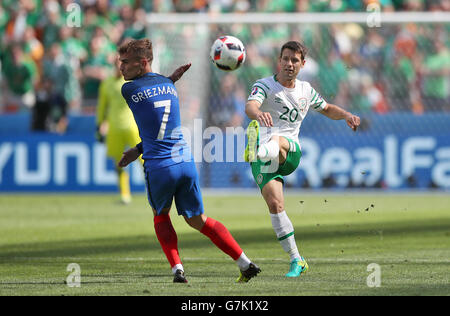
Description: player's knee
xmin=272 ymin=135 xmax=289 ymax=153
xmin=154 ymin=207 xmax=170 ymax=217
xmin=267 ymin=199 xmax=284 ymax=214
xmin=185 ymin=218 xmax=197 ymax=230
xmin=184 ymin=214 xmax=207 ymax=231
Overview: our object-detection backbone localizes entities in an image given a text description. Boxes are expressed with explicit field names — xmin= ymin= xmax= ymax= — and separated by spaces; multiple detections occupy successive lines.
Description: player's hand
xmin=346 ymin=113 xmax=360 ymax=132
xmin=95 ymin=125 xmax=105 ymax=143
xmin=118 ymin=147 xmax=141 ymax=168
xmin=169 ymin=63 xmax=192 ymax=83
xmin=256 ymin=111 xmax=273 ymax=127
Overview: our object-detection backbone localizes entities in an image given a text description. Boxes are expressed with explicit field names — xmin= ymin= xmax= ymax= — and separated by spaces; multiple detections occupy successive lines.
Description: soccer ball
xmin=210 ymin=36 xmax=246 ymax=71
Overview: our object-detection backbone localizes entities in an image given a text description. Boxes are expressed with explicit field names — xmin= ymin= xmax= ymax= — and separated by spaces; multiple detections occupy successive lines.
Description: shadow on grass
xmin=0 ymin=218 xmax=448 ymax=260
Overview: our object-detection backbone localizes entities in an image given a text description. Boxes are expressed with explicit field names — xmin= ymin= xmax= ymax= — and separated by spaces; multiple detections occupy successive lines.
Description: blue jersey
xmin=121 ymin=72 xmax=191 ymax=170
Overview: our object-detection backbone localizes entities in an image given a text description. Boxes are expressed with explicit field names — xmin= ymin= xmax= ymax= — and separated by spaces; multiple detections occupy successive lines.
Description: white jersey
xmin=247 ymin=75 xmax=327 ymax=145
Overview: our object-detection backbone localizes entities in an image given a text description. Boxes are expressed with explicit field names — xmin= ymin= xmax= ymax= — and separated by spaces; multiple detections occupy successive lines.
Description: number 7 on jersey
xmin=154 ymin=100 xmax=171 ymax=140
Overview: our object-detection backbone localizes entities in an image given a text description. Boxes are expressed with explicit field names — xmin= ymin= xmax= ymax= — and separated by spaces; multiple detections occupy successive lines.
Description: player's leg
xmin=261 ymin=179 xmax=308 ymax=277
xmin=117 ymin=168 xmax=131 ymax=204
xmin=244 ymin=120 xmax=259 ymax=162
xmin=152 ymin=207 xmax=187 ymax=283
xmin=183 ymin=213 xmax=261 ymax=283
xmin=185 ymin=214 xmax=246 ymax=264
xmin=257 ymin=135 xmax=290 ymax=164
xmin=244 ymin=120 xmax=289 ymax=166
xmin=184 ymin=214 xmax=254 ymax=270
xmin=107 ymin=129 xmax=132 ymax=204
xmin=145 ymin=166 xmax=186 ymax=283
xmin=175 ymin=161 xmax=261 ymax=282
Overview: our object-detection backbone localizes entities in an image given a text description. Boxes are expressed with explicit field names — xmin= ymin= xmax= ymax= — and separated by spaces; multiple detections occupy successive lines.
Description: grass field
xmin=0 ymin=192 xmax=449 ymax=296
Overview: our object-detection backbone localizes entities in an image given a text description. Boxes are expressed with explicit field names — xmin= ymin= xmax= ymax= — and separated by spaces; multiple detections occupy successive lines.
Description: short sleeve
xmin=121 ymin=82 xmax=132 ymax=100
xmin=309 ymin=86 xmax=327 ymax=111
xmin=247 ymin=82 xmax=268 ymax=104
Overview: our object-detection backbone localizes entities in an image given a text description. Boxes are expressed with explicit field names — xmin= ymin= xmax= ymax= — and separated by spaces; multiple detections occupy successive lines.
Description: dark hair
xmin=280 ymin=41 xmax=307 ymax=61
xmin=118 ymin=38 xmax=153 ymax=62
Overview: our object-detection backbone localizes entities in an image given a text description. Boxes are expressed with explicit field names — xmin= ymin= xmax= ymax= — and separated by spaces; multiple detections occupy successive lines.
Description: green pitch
xmin=0 ymin=192 xmax=449 ymax=296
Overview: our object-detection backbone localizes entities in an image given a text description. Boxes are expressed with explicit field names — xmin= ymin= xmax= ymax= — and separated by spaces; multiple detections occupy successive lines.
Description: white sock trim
xmin=270 ymin=211 xmax=293 ymax=239
xmin=236 ymin=252 xmax=251 ymax=271
xmin=257 ymin=140 xmax=279 ymax=161
xmin=172 ymin=264 xmax=184 ymax=274
xmin=270 ymin=211 xmax=301 ymax=261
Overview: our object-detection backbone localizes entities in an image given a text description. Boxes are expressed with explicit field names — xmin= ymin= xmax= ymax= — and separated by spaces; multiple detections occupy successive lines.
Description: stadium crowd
xmin=0 ymin=0 xmax=449 ymax=132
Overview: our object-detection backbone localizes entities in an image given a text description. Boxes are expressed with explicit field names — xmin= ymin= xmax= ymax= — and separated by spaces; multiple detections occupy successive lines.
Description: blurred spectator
xmin=404 ymin=0 xmax=425 ymax=11
xmin=296 ymin=55 xmax=319 ymax=84
xmin=59 ymin=26 xmax=87 ymax=63
xmin=3 ymin=0 xmax=39 ymax=45
xmin=40 ymin=0 xmax=63 ymax=49
xmin=0 ymin=3 xmax=8 ymax=30
xmin=209 ymin=73 xmax=246 ymax=129
xmin=0 ymin=3 xmax=7 ymax=106
xmin=23 ymin=26 xmax=44 ymax=66
xmin=121 ymin=8 xmax=146 ymax=40
xmin=32 ymin=43 xmax=71 ymax=133
xmin=209 ymin=0 xmax=237 ymax=13
xmin=31 ymin=75 xmax=53 ymax=131
xmin=360 ymin=29 xmax=385 ymax=81
xmin=317 ymin=48 xmax=349 ymax=106
xmin=257 ymin=0 xmax=296 ymax=12
xmin=352 ymin=73 xmax=388 ymax=113
xmin=244 ymin=42 xmax=273 ymax=83
xmin=420 ymin=37 xmax=450 ymax=112
xmin=434 ymin=0 xmax=450 ymax=11
xmin=149 ymin=0 xmax=176 ymax=12
xmin=173 ymin=0 xmax=209 ymax=12
xmin=373 ymin=0 xmax=396 ymax=12
xmin=59 ymin=26 xmax=85 ymax=113
xmin=2 ymin=43 xmax=38 ymax=112
xmin=118 ymin=4 xmax=135 ymax=33
xmin=306 ymin=0 xmax=349 ymax=12
xmin=0 ymin=4 xmax=10 ymax=54
xmin=382 ymin=26 xmax=419 ymax=112
xmin=81 ymin=35 xmax=114 ymax=101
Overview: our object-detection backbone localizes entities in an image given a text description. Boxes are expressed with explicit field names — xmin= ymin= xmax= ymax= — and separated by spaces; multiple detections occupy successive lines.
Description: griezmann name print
xmin=130 ymin=85 xmax=178 ymax=103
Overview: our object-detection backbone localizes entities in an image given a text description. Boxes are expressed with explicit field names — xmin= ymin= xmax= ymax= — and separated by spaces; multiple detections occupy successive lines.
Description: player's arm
xmin=245 ymin=100 xmax=273 ymax=127
xmin=118 ymin=142 xmax=142 ymax=168
xmin=246 ymin=81 xmax=273 ymax=127
xmin=117 ymin=83 xmax=142 ymax=168
xmin=319 ymin=103 xmax=360 ymax=131
xmin=96 ymin=80 xmax=109 ymax=142
xmin=168 ymin=63 xmax=192 ymax=83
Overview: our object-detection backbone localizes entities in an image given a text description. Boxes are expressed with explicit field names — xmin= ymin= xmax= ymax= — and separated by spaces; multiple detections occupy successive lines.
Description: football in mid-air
xmin=210 ymin=36 xmax=246 ymax=71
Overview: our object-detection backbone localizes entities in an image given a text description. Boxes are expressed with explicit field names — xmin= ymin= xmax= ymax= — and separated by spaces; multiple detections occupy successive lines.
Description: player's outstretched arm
xmin=319 ymin=103 xmax=360 ymax=132
xmin=168 ymin=63 xmax=192 ymax=83
xmin=118 ymin=146 xmax=141 ymax=168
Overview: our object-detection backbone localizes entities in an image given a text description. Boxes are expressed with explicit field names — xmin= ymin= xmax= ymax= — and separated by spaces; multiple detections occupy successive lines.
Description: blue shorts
xmin=144 ymin=161 xmax=204 ymax=218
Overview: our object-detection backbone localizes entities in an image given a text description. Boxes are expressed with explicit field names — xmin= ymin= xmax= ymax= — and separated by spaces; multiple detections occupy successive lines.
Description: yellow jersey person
xmin=96 ymin=59 xmax=142 ymax=204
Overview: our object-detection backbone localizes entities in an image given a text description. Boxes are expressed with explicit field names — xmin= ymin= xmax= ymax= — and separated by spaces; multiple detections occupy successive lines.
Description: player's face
xmin=119 ymin=53 xmax=144 ymax=80
xmin=279 ymin=49 xmax=305 ymax=81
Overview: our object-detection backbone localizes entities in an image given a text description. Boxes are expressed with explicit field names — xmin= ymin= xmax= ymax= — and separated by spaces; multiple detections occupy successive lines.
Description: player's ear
xmin=142 ymin=58 xmax=152 ymax=69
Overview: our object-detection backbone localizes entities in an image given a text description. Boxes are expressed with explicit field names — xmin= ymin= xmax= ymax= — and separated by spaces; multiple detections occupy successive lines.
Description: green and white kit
xmin=247 ymin=75 xmax=327 ymax=190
